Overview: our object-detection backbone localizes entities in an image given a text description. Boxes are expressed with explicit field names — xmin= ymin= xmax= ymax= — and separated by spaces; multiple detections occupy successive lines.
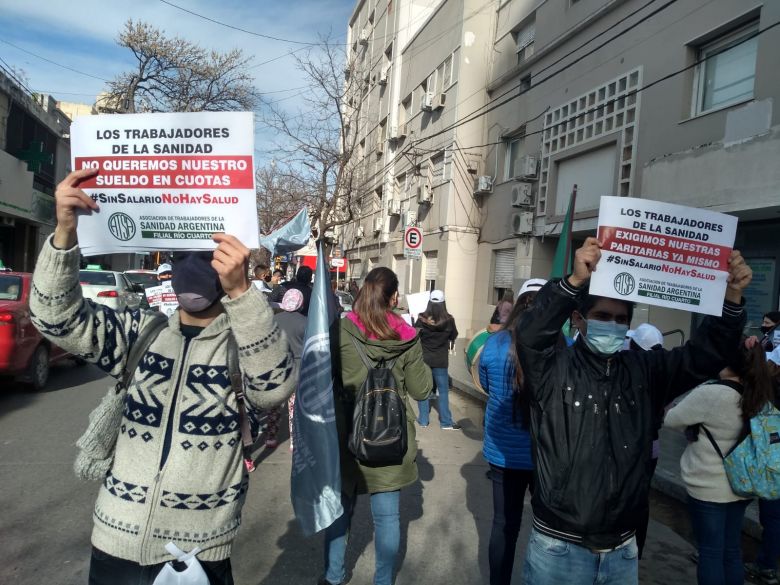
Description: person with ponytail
xmin=665 ymin=337 xmax=777 ymax=585
xmin=478 ymin=278 xmax=545 ymax=585
xmin=415 ymin=289 xmax=460 ymax=429
xmin=320 ymin=267 xmax=433 ymax=585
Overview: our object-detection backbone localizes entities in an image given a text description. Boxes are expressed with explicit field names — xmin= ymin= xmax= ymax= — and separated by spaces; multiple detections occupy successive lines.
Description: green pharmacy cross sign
xmin=18 ymin=142 xmax=53 ymax=173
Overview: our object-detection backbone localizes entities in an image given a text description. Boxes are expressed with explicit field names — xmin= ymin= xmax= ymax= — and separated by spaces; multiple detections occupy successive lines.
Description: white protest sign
xmin=590 ymin=196 xmax=737 ymax=316
xmin=406 ymin=291 xmax=431 ymax=322
xmin=70 ymin=111 xmax=259 ymax=256
xmin=145 ymin=281 xmax=179 ymax=316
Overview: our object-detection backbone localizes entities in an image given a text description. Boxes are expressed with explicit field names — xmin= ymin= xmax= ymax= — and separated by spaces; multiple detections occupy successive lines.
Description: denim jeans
xmin=489 ymin=465 xmax=533 ymax=585
xmin=756 ymin=497 xmax=780 ymax=572
xmin=323 ymin=490 xmax=401 ymax=585
xmin=687 ymin=496 xmax=750 ymax=585
xmin=88 ymin=547 xmax=234 ymax=585
xmin=522 ymin=528 xmax=638 ymax=585
xmin=417 ymin=367 xmax=453 ymax=427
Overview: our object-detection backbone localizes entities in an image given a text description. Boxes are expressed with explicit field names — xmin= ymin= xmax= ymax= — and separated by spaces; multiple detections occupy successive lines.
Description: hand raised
xmin=568 ymin=237 xmax=602 ymax=288
xmin=211 ymin=233 xmax=251 ymax=299
xmin=725 ymin=250 xmax=752 ymax=304
xmin=53 ymin=168 xmax=99 ymax=249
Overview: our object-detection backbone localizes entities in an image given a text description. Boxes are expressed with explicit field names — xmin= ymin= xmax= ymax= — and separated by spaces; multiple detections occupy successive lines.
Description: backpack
xmin=702 ymin=402 xmax=780 ymax=499
xmin=347 ymin=338 xmax=408 ymax=465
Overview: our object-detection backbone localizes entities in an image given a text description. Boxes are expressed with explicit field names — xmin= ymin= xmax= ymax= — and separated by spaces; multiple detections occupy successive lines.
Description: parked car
xmin=124 ymin=269 xmax=159 ymax=309
xmin=79 ymin=268 xmax=142 ymax=311
xmin=0 ymin=272 xmax=72 ymax=389
xmin=335 ymin=291 xmax=354 ymax=314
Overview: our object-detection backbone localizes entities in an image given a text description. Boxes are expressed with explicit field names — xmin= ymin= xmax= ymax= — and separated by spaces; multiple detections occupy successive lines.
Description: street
xmin=1 ymin=362 xmax=704 ymax=585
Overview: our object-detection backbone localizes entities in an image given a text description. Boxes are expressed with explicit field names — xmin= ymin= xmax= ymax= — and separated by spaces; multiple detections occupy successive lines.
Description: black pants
xmin=635 ymin=457 xmax=659 ymax=559
xmin=88 ymin=547 xmax=234 ymax=585
xmin=488 ymin=464 xmax=533 ymax=585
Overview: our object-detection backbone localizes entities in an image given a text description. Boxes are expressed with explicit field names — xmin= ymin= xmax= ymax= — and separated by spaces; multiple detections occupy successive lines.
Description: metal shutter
xmin=493 ymin=249 xmax=516 ymax=288
xmin=516 ymin=21 xmax=535 ymax=51
xmin=425 ymin=253 xmax=438 ymax=280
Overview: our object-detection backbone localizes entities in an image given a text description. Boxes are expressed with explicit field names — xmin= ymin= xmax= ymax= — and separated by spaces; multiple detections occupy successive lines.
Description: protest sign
xmin=145 ymin=281 xmax=178 ymax=316
xmin=70 ymin=111 xmax=259 ymax=256
xmin=590 ymin=196 xmax=738 ymax=316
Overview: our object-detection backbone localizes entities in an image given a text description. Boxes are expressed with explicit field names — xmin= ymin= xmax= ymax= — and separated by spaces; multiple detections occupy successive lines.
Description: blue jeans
xmin=687 ymin=496 xmax=750 ymax=585
xmin=323 ymin=490 xmax=400 ymax=585
xmin=756 ymin=497 xmax=780 ymax=572
xmin=522 ymin=528 xmax=638 ymax=585
xmin=417 ymin=367 xmax=453 ymax=427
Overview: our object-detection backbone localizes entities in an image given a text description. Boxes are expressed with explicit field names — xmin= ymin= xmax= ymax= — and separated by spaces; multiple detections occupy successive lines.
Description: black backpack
xmin=348 ymin=338 xmax=408 ymax=465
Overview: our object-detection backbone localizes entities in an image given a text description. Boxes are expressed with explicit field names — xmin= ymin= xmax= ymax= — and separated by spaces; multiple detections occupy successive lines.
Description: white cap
xmin=515 ymin=278 xmax=547 ymax=301
xmin=157 ymin=263 xmax=172 ymax=276
xmin=430 ymin=289 xmax=445 ymax=303
xmin=626 ymin=323 xmax=664 ymax=350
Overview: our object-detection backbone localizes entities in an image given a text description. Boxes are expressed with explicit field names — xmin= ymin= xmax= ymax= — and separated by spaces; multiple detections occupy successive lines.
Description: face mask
xmin=583 ymin=319 xmax=629 ymax=356
xmin=761 ymin=325 xmax=772 ymax=335
xmin=176 ymin=292 xmax=218 ymax=313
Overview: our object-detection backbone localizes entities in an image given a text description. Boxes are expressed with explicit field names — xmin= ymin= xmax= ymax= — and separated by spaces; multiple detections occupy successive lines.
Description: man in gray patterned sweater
xmin=30 ymin=168 xmax=296 ymax=585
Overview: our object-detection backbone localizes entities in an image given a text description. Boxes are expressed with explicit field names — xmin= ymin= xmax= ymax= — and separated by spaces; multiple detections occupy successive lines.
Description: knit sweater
xmin=664 ymin=381 xmax=747 ymax=503
xmin=30 ymin=238 xmax=296 ymax=565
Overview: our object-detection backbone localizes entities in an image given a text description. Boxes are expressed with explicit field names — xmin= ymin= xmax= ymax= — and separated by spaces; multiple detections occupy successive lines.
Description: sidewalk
xmin=448 ymin=337 xmax=762 ymax=539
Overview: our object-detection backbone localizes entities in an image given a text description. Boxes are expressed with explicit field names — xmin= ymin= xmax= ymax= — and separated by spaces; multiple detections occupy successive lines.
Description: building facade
xmin=0 ymin=66 xmax=70 ymax=272
xmin=342 ymin=0 xmax=780 ymax=338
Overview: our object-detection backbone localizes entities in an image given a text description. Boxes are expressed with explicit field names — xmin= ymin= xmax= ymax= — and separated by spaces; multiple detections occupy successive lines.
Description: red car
xmin=0 ymin=272 xmax=72 ymax=389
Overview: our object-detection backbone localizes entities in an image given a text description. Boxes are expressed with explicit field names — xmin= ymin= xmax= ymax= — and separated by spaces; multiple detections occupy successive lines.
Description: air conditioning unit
xmin=400 ymin=123 xmax=409 ymax=138
xmin=343 ymin=115 xmax=351 ymax=129
xmin=373 ymin=216 xmax=384 ymax=232
xmin=376 ymin=142 xmax=384 ymax=156
xmin=356 ymin=225 xmax=365 ymax=238
xmin=389 ymin=125 xmax=399 ymax=140
xmin=512 ymin=211 xmax=534 ymax=235
xmin=511 ymin=182 xmax=533 ymax=207
xmin=513 ymin=155 xmax=538 ymax=180
xmin=379 ymin=65 xmax=390 ymax=85
xmin=359 ymin=29 xmax=370 ymax=45
xmin=473 ymin=175 xmax=493 ymax=195
xmin=387 ymin=199 xmax=401 ymax=216
xmin=417 ymin=183 xmax=433 ymax=205
xmin=433 ymin=93 xmax=446 ymax=110
xmin=420 ymin=92 xmax=434 ymax=112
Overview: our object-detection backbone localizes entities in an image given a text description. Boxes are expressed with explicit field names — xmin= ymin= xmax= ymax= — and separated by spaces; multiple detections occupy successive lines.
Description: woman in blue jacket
xmin=479 ymin=278 xmax=545 ymax=585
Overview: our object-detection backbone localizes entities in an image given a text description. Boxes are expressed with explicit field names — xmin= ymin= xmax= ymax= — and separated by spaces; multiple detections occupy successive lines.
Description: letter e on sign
xmin=404 ymin=226 xmax=423 ymax=259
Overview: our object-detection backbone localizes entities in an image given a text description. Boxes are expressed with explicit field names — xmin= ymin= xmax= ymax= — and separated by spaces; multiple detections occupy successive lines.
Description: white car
xmin=79 ymin=269 xmax=142 ymax=311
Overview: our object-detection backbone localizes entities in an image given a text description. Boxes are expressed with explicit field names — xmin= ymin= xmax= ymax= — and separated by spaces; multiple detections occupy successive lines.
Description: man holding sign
xmin=29 ymin=168 xmax=296 ymax=584
xmin=515 ymin=236 xmax=751 ymax=585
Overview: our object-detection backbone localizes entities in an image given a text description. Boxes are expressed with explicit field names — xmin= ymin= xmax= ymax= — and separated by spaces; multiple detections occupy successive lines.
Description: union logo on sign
xmin=614 ymin=272 xmax=636 ymax=296
xmin=107 ymin=212 xmax=136 ymax=241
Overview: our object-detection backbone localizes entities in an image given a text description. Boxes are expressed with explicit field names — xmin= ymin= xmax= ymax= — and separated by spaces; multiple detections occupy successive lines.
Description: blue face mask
xmin=584 ymin=319 xmax=629 ymax=355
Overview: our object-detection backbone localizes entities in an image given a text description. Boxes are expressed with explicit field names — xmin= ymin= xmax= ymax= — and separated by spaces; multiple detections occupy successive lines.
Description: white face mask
xmin=583 ymin=319 xmax=629 ymax=355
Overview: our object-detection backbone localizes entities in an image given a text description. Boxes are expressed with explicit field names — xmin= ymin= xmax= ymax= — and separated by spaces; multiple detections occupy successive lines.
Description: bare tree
xmin=259 ymin=36 xmax=370 ymax=237
xmin=102 ymin=20 xmax=259 ymax=113
xmin=255 ymin=163 xmax=314 ymax=235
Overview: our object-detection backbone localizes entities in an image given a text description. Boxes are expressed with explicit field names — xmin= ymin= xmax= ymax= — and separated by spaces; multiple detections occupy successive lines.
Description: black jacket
xmin=415 ymin=317 xmax=458 ymax=369
xmin=515 ymin=279 xmax=745 ymax=550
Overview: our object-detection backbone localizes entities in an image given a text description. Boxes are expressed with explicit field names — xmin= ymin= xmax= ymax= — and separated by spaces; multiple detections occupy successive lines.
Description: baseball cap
xmin=157 ymin=263 xmax=172 ymax=276
xmin=430 ymin=290 xmax=445 ymax=303
xmin=280 ymin=288 xmax=304 ymax=312
xmin=626 ymin=323 xmax=664 ymax=350
xmin=515 ymin=278 xmax=547 ymax=301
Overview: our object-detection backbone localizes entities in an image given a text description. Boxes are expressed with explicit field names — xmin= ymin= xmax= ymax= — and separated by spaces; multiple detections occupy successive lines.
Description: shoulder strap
xmin=701 ymin=425 xmax=726 ymax=460
xmin=122 ymin=314 xmax=167 ymax=389
xmin=227 ymin=335 xmax=256 ymax=473
xmin=350 ymin=337 xmax=397 ymax=370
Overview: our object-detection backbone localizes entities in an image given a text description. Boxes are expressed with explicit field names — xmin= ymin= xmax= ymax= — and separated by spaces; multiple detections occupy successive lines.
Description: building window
xmin=515 ymin=19 xmax=535 ymax=65
xmin=424 ymin=252 xmax=438 ymax=291
xmin=431 ymin=152 xmax=445 ymax=185
xmin=693 ymin=21 xmax=758 ymax=115
xmin=400 ymin=95 xmax=412 ymax=125
xmin=492 ymin=248 xmax=516 ymax=304
xmin=504 ymin=138 xmax=523 ymax=180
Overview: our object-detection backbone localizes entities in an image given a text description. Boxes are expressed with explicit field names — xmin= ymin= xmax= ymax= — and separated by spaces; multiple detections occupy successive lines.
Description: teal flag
xmin=258 ymin=208 xmax=311 ymax=256
xmin=550 ymin=189 xmax=576 ymax=279
xmin=290 ymin=240 xmax=343 ymax=535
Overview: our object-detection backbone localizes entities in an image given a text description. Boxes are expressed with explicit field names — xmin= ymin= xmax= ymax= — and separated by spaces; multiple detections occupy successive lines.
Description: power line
xmin=0 ymin=38 xmax=111 ymax=82
xmin=158 ymin=0 xmax=321 ymax=45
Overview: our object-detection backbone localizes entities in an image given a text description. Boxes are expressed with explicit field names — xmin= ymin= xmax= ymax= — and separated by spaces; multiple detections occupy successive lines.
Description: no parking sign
xmin=404 ymin=226 xmax=423 ymax=260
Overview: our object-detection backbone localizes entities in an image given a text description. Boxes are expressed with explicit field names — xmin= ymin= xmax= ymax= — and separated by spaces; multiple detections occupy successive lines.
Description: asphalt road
xmin=0 ymin=362 xmax=703 ymax=585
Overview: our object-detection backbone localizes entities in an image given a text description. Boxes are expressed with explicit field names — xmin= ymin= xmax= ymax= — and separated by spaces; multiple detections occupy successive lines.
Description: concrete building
xmin=56 ymin=100 xmax=96 ymax=121
xmin=479 ymin=0 xmax=780 ymax=339
xmin=0 ymin=65 xmax=70 ymax=272
xmin=340 ymin=0 xmax=495 ymax=335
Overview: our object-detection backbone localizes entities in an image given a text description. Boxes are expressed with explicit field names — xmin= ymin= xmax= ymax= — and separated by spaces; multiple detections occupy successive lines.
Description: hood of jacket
xmin=341 ymin=315 xmax=419 ymax=361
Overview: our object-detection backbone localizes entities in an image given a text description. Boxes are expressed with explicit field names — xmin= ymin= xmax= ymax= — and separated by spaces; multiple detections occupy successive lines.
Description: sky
xmin=0 ymin=0 xmax=356 ymax=160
